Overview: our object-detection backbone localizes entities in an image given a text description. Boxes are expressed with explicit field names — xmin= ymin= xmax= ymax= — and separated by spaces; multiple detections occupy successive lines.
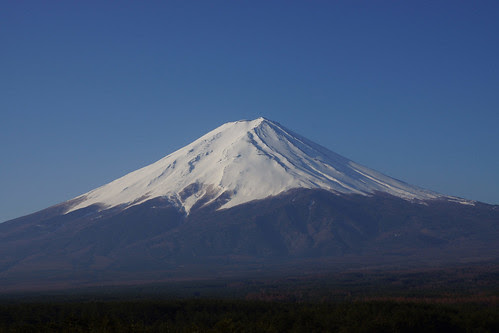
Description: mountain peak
xmin=66 ymin=118 xmax=457 ymax=215
xmin=218 ymin=116 xmax=273 ymax=132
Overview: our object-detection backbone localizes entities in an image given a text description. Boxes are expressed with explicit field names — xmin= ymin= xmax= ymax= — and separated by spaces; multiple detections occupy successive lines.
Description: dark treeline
xmin=1 ymin=265 xmax=497 ymax=332
xmin=0 ymin=299 xmax=498 ymax=332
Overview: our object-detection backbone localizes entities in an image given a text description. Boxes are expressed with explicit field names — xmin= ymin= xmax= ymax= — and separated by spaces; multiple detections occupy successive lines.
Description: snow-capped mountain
xmin=66 ymin=117 xmax=456 ymax=215
xmin=1 ymin=117 xmax=495 ymax=292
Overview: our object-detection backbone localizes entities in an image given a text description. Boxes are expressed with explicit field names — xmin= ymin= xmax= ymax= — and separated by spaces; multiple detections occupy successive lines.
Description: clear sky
xmin=1 ymin=1 xmax=498 ymax=222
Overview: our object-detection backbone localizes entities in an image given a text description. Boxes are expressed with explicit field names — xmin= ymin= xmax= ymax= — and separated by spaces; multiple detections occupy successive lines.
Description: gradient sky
xmin=2 ymin=1 xmax=498 ymax=222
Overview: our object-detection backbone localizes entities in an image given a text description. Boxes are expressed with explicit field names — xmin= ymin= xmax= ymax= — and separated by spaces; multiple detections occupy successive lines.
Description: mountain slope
xmin=67 ymin=117 xmax=458 ymax=215
xmin=0 ymin=188 xmax=497 ymax=292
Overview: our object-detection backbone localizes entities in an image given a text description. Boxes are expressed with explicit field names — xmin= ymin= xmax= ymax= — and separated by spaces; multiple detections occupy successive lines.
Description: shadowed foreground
xmin=1 ymin=265 xmax=498 ymax=332
xmin=1 ymin=299 xmax=498 ymax=332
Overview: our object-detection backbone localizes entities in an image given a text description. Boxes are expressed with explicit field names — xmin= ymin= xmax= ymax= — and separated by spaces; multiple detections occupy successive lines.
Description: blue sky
xmin=1 ymin=1 xmax=498 ymax=222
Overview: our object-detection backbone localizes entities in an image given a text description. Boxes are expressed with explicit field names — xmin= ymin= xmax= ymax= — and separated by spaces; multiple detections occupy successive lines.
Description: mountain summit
xmin=67 ymin=117 xmax=452 ymax=215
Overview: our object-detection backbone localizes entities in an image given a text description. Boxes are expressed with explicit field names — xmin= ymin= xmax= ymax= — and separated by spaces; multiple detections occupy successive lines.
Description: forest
xmin=1 ymin=264 xmax=497 ymax=332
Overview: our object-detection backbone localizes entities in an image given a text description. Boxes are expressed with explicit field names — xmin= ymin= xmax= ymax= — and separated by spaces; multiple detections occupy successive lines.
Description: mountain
xmin=1 ymin=118 xmax=497 ymax=291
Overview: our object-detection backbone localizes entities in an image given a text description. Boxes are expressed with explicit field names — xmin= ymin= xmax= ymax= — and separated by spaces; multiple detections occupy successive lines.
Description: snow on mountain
xmin=66 ymin=117 xmax=454 ymax=215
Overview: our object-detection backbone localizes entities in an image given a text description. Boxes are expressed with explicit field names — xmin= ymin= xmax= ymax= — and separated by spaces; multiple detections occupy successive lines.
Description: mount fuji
xmin=1 ymin=118 xmax=497 ymax=291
